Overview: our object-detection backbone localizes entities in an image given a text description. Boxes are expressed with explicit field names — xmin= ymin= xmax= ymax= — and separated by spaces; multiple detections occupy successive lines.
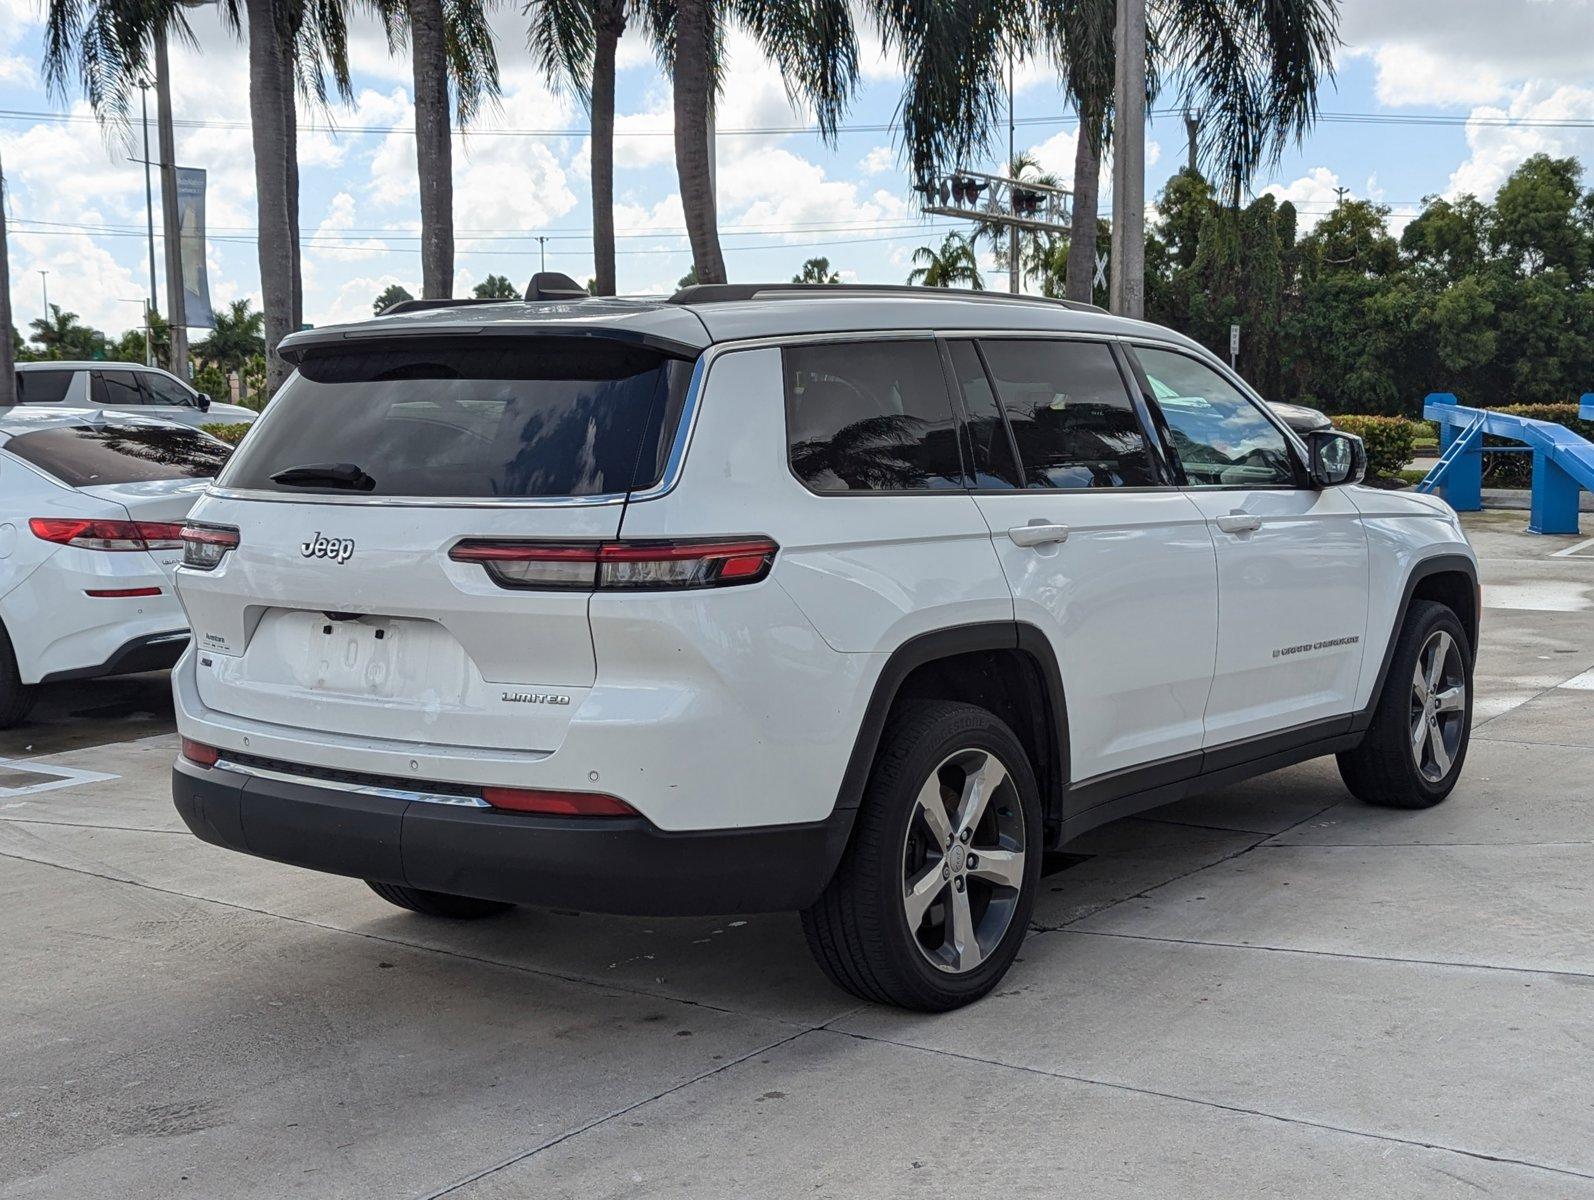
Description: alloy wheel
xmin=900 ymin=747 xmax=1027 ymax=974
xmin=1410 ymin=629 xmax=1466 ymax=783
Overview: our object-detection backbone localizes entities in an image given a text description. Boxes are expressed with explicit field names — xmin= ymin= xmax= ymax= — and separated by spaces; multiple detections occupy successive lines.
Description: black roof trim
xmin=667 ymin=283 xmax=1108 ymax=314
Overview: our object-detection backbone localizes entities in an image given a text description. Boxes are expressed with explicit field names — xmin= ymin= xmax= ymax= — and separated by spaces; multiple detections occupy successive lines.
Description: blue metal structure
xmin=1422 ymin=393 xmax=1594 ymax=534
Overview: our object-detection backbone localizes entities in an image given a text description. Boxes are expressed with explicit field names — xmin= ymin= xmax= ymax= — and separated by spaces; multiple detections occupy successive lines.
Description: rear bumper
xmin=171 ymin=758 xmax=855 ymax=916
xmin=38 ymin=630 xmax=189 ymax=685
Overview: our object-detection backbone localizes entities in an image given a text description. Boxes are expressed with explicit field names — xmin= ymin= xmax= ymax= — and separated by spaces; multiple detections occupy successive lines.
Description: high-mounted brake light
xmin=450 ymin=538 xmax=778 ymax=591
xmin=481 ymin=786 xmax=638 ymax=817
xmin=180 ymin=523 xmax=240 ymax=570
xmin=29 ymin=518 xmax=186 ymax=551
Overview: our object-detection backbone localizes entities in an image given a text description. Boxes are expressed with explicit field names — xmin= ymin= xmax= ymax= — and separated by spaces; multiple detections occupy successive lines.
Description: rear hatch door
xmin=180 ymin=335 xmax=695 ymax=753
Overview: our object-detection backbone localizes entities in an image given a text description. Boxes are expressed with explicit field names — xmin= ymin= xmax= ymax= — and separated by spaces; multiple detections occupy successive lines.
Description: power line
xmin=2 ymin=105 xmax=1592 ymax=139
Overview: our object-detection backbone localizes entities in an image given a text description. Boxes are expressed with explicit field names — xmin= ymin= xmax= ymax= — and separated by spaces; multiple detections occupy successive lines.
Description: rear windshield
xmin=16 ymin=370 xmax=74 ymax=404
xmin=6 ymin=424 xmax=232 ymax=486
xmin=219 ymin=338 xmax=695 ymax=498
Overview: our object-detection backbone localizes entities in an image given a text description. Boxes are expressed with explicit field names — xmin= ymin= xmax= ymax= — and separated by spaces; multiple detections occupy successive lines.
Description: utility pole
xmin=38 ymin=270 xmax=48 ymax=318
xmin=1109 ymin=0 xmax=1147 ymax=318
xmin=534 ymin=236 xmax=549 ymax=273
xmin=155 ymin=21 xmax=188 ymax=377
xmin=1333 ymin=186 xmax=1351 ymax=207
xmin=0 ymin=151 xmax=16 ymax=405
xmin=140 ymin=80 xmax=159 ymax=366
xmin=1183 ymin=108 xmax=1200 ymax=175
xmin=1008 ymin=55 xmax=1019 ymax=294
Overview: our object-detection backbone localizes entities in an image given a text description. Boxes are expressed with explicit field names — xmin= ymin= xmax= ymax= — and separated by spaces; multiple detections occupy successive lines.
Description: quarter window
xmin=978 ymin=339 xmax=1157 ymax=489
xmin=1136 ymin=346 xmax=1296 ymax=487
xmin=16 ymin=370 xmax=74 ymax=404
xmin=783 ymin=341 xmax=964 ymax=492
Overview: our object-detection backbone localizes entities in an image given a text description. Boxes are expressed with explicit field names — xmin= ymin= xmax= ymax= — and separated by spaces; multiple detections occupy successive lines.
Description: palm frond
xmin=728 ymin=0 xmax=857 ymax=139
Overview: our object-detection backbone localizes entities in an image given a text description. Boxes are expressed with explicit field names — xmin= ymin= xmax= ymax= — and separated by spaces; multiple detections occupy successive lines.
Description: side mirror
xmin=1308 ymin=429 xmax=1366 ymax=487
xmin=196 ymin=393 xmax=212 ymax=412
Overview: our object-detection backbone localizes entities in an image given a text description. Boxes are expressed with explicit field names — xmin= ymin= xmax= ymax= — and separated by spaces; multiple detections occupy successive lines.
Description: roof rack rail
xmin=380 ymin=297 xmax=508 ymax=316
xmin=666 ymin=283 xmax=1107 ymax=314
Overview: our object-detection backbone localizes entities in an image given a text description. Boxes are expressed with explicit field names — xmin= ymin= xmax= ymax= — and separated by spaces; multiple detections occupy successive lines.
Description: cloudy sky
xmin=2 ymin=0 xmax=1592 ymax=338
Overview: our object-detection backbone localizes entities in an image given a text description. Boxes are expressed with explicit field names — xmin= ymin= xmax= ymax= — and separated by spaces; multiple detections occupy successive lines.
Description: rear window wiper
xmin=270 ymin=462 xmax=376 ymax=491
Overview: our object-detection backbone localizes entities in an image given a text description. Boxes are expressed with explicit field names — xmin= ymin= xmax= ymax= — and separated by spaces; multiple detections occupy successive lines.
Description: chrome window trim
xmin=211 ymin=757 xmax=492 ymax=808
xmin=201 ymin=487 xmax=628 ymax=508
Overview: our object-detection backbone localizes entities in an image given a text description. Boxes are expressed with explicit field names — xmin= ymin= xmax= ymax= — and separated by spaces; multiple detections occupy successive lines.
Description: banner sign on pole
xmin=175 ymin=167 xmax=214 ymax=329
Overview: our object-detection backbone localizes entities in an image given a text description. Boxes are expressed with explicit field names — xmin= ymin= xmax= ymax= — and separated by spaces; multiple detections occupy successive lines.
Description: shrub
xmin=1330 ymin=414 xmax=1417 ymax=479
xmin=201 ymin=422 xmax=252 ymax=446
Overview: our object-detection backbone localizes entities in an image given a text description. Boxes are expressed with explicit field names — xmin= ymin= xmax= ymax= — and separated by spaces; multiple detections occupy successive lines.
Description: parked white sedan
xmin=14 ymin=362 xmax=259 ymax=428
xmin=0 ymin=408 xmax=232 ymax=725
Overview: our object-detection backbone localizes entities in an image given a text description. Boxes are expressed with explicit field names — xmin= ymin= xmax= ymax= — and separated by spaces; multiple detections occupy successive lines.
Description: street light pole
xmin=38 ymin=270 xmax=48 ymax=318
xmin=140 ymin=81 xmax=159 ymax=366
xmin=154 ymin=21 xmax=188 ymax=377
xmin=1109 ymin=0 xmax=1146 ymax=319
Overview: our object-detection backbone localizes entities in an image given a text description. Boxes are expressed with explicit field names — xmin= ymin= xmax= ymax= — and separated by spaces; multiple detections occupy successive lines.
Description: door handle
xmin=1007 ymin=522 xmax=1070 ymax=547
xmin=1215 ymin=512 xmax=1262 ymax=534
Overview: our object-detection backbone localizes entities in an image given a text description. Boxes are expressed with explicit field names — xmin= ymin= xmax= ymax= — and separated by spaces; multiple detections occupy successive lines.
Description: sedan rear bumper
xmin=171 ymin=758 xmax=854 ymax=916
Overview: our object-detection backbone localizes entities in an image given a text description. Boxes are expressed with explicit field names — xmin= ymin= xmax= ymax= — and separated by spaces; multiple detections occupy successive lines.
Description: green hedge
xmin=201 ymin=422 xmax=253 ymax=446
xmin=1329 ymin=414 xmax=1417 ymax=479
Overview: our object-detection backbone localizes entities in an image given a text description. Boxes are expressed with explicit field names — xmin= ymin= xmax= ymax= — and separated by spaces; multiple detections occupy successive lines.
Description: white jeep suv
xmin=169 ymin=283 xmax=1478 ymax=1010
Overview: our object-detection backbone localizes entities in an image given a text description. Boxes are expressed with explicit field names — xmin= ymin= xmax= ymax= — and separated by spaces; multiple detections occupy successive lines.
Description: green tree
xmin=907 ymin=233 xmax=983 ymax=290
xmin=472 ymin=274 xmax=521 ymax=299
xmin=28 ymin=305 xmax=105 ymax=360
xmin=373 ymin=283 xmax=416 ymax=314
xmin=792 ymin=256 xmax=841 ymax=284
xmin=194 ymin=299 xmax=267 ymax=406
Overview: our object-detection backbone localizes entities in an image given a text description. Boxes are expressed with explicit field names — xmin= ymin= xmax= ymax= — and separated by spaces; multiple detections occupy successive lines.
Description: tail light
xmin=481 ymin=786 xmax=637 ymax=817
xmin=29 ymin=518 xmax=186 ymax=551
xmin=180 ymin=738 xmax=220 ymax=767
xmin=180 ymin=523 xmax=240 ymax=570
xmin=450 ymin=538 xmax=777 ymax=591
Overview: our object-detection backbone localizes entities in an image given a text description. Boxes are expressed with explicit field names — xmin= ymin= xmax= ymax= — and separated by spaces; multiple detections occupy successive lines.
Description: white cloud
xmin=1341 ymin=0 xmax=1594 ymax=104
xmin=718 ymin=146 xmax=912 ymax=242
xmin=319 ymin=272 xmax=415 ymax=327
xmin=0 ymin=53 xmax=33 ymax=84
xmin=1446 ymin=83 xmax=1594 ymax=200
xmin=311 ymin=191 xmax=391 ymax=261
xmin=859 ymin=145 xmax=895 ymax=175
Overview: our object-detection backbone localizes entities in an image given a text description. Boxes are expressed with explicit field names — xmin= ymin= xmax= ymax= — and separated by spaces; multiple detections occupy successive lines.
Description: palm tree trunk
xmin=672 ymin=0 xmax=725 ymax=285
xmin=409 ymin=0 xmax=453 ymax=297
xmin=0 ymin=150 xmax=15 ymax=405
xmin=248 ymin=0 xmax=297 ymax=395
xmin=282 ymin=50 xmax=303 ymax=331
xmin=589 ymin=2 xmax=621 ymax=296
xmin=1066 ymin=125 xmax=1100 ymax=304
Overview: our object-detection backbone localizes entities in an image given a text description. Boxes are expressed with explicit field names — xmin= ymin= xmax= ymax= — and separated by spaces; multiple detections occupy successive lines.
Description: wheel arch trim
xmin=1351 ymin=552 xmax=1479 ymax=734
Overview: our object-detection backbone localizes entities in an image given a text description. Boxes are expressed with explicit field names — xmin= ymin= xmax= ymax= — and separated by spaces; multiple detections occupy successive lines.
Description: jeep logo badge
xmin=301 ymin=532 xmax=356 ymax=563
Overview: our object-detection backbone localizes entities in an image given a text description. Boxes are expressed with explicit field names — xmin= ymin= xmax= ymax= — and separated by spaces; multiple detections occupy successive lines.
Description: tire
xmin=366 ymin=880 xmax=515 ymax=919
xmin=801 ymin=700 xmax=1044 ymax=1011
xmin=1338 ymin=599 xmax=1472 ymax=809
xmin=0 ymin=623 xmax=37 ymax=730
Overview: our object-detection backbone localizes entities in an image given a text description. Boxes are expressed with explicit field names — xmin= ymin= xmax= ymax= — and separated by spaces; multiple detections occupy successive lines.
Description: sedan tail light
xmin=450 ymin=538 xmax=777 ymax=591
xmin=180 ymin=523 xmax=241 ymax=570
xmin=29 ymin=518 xmax=187 ymax=551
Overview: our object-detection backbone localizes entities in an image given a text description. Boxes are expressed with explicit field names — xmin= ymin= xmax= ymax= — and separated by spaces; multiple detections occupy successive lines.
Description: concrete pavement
xmin=2 ymin=509 xmax=1592 ymax=1198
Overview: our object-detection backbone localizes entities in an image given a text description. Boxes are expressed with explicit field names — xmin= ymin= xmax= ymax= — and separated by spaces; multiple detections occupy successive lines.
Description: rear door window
xmin=6 ymin=424 xmax=232 ymax=486
xmin=783 ymin=340 xmax=964 ymax=492
xmin=16 ymin=370 xmax=74 ymax=404
xmin=220 ymin=338 xmax=693 ymax=498
xmin=977 ymin=339 xmax=1158 ymax=489
xmin=94 ymin=370 xmax=147 ymax=407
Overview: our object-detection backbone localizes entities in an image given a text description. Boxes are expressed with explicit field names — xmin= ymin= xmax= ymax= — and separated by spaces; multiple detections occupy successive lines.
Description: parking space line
xmin=1551 ymin=536 xmax=1594 ymax=558
xmin=0 ymin=759 xmax=118 ymax=798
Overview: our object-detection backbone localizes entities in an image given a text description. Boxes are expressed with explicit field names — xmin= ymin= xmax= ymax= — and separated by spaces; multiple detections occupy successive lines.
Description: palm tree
xmin=641 ymin=0 xmax=859 ymax=285
xmin=193 ymin=299 xmax=266 ymax=406
xmin=528 ymin=0 xmax=624 ymax=294
xmin=29 ymin=305 xmax=105 ymax=359
xmin=373 ymin=0 xmax=500 ymax=299
xmin=1038 ymin=0 xmax=1338 ymax=302
xmin=373 ymin=282 xmax=416 ymax=313
xmin=472 ymin=273 xmax=521 ymax=298
xmin=907 ymin=233 xmax=983 ymax=290
xmin=792 ymin=256 xmax=841 ymax=283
